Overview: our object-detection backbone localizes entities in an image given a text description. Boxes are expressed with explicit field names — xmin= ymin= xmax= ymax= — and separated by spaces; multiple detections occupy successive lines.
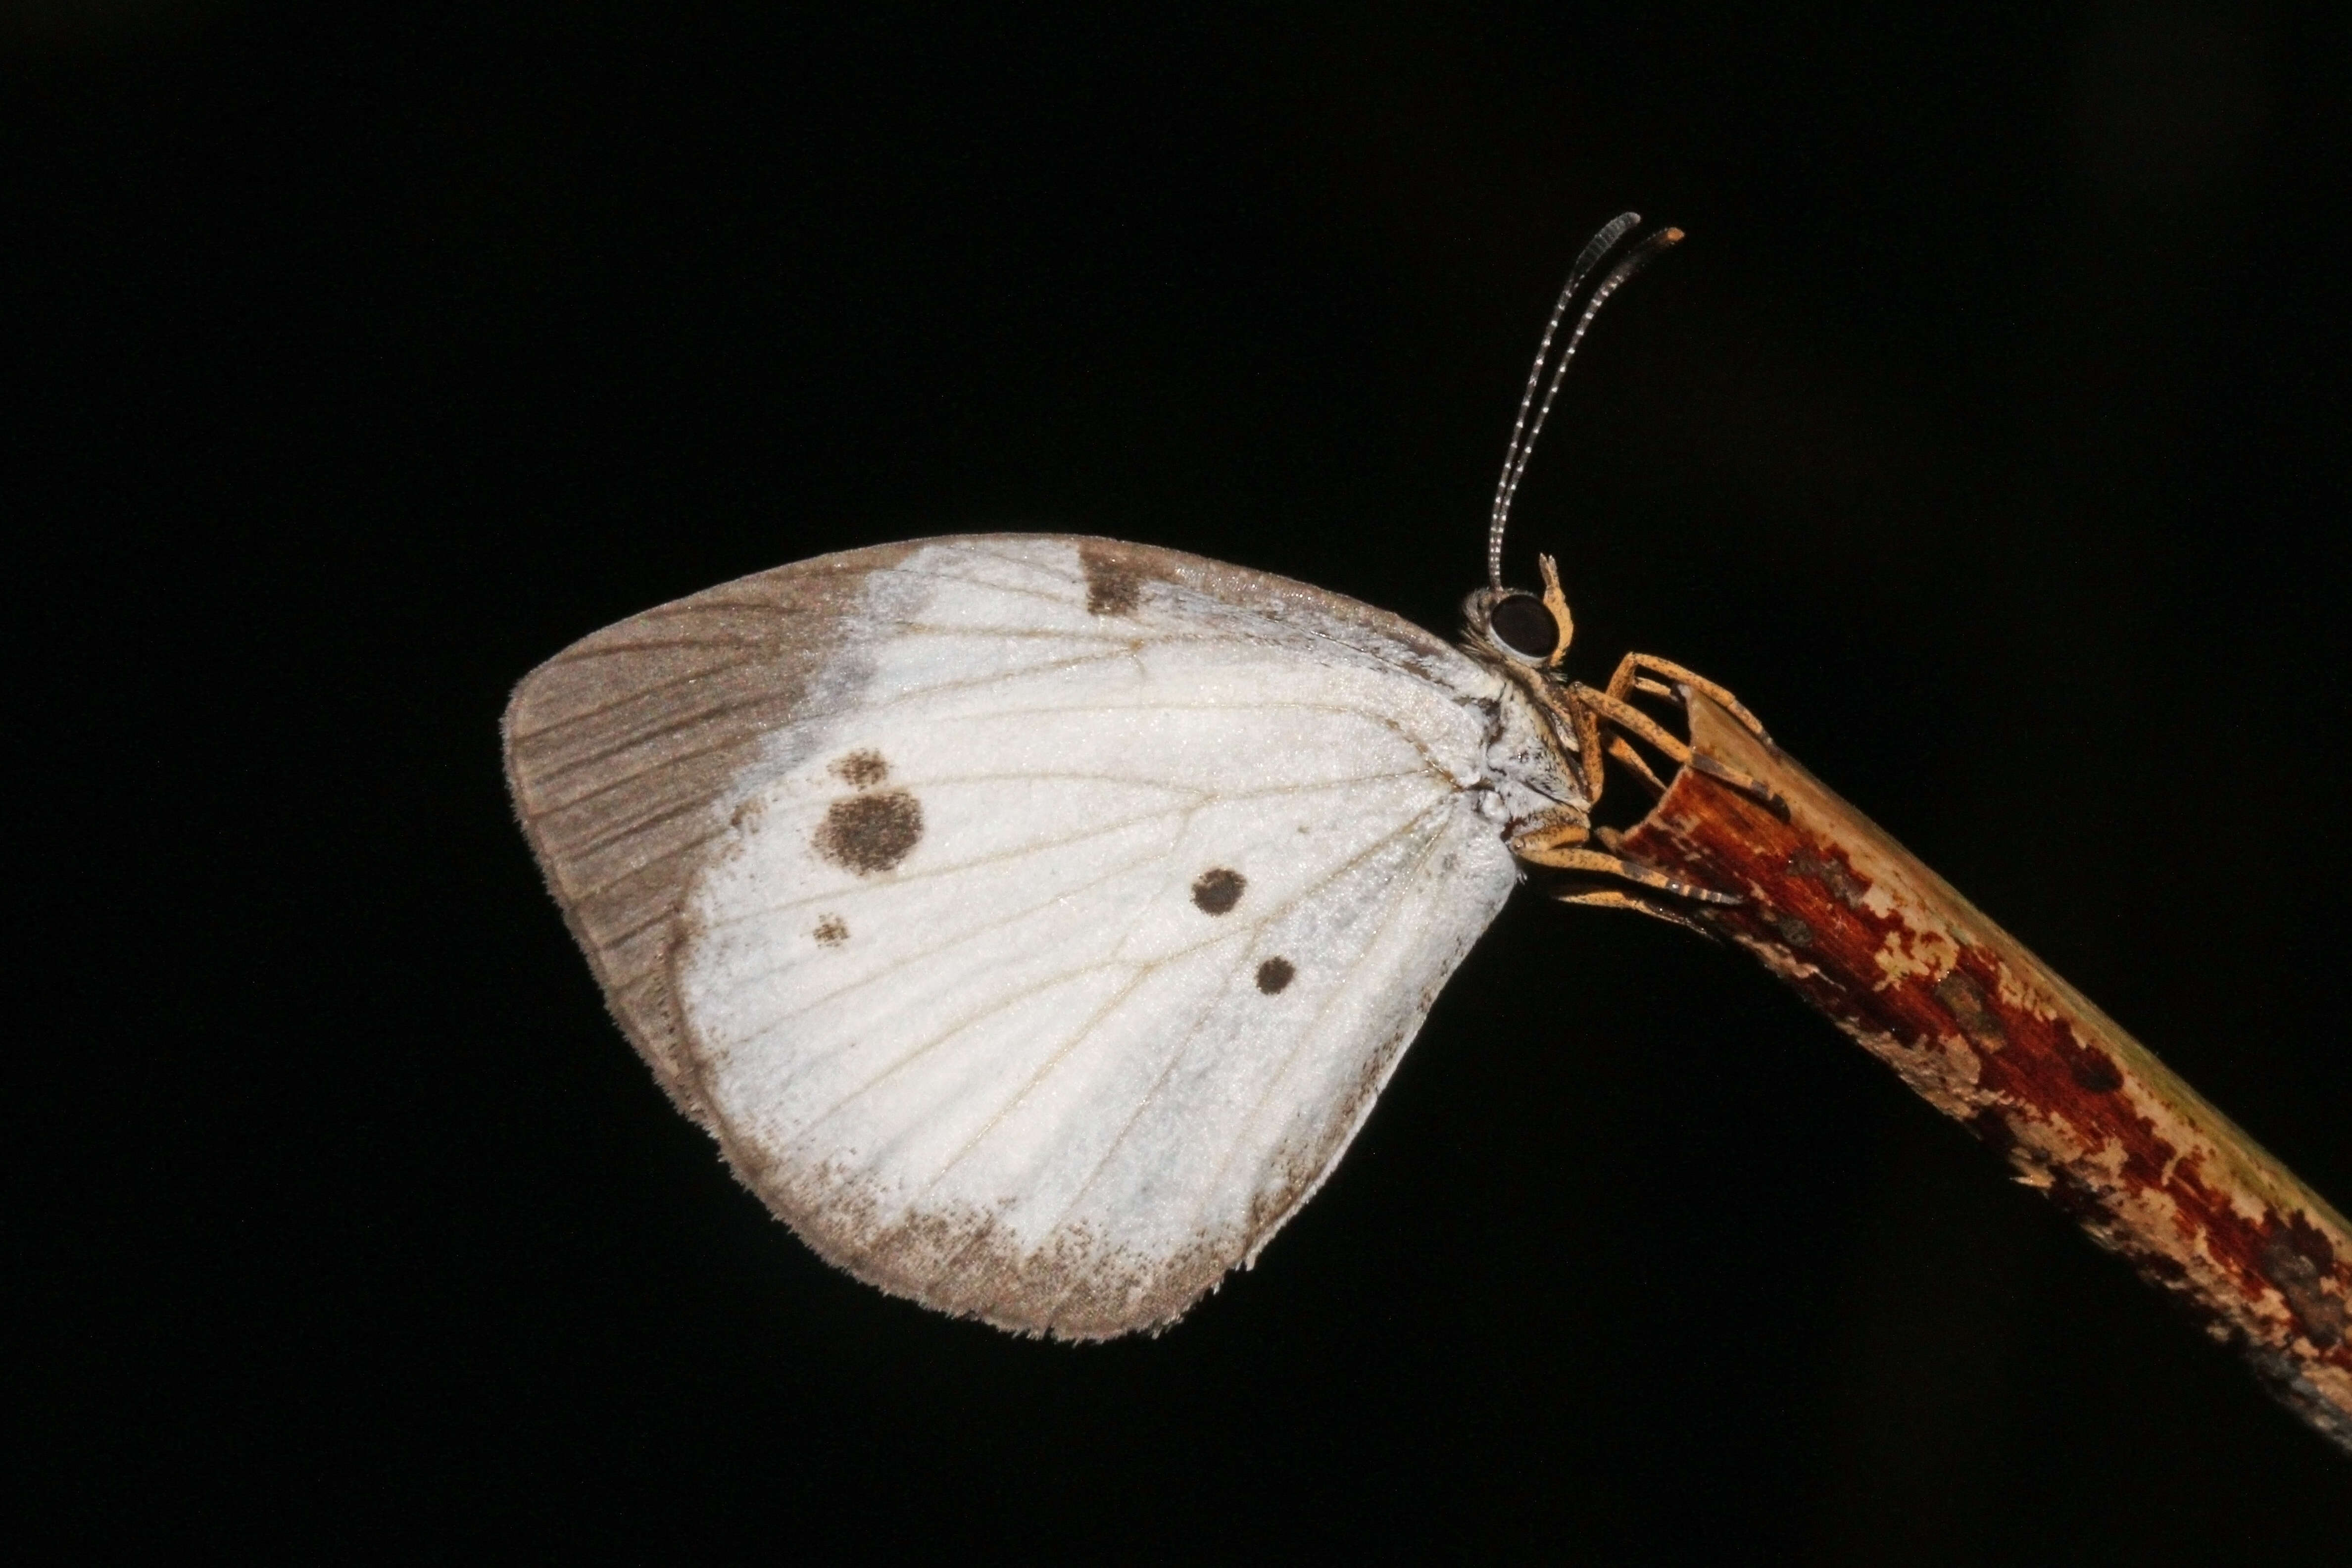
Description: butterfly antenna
xmin=1486 ymin=216 xmax=1685 ymax=591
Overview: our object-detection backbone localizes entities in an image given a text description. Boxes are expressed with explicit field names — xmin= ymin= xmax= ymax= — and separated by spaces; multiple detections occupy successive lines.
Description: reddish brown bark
xmin=1620 ymin=696 xmax=2352 ymax=1453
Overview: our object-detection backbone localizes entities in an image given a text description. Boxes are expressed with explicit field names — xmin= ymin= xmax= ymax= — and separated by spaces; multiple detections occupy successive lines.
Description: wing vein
xmin=1183 ymin=805 xmax=1467 ymax=1249
xmin=776 ymin=779 xmax=1441 ymax=1130
xmin=709 ymin=766 xmax=1436 ymax=936
xmin=1023 ymin=798 xmax=1459 ymax=1326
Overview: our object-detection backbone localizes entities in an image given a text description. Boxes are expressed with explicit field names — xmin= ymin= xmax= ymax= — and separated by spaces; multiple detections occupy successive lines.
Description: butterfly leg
xmin=1512 ymin=813 xmax=1743 ymax=931
xmin=1601 ymin=735 xmax=1670 ymax=797
xmin=1508 ymin=808 xmax=1590 ymax=858
xmin=1602 ymin=653 xmax=1773 ymax=745
xmin=1569 ymin=683 xmax=1784 ymax=814
xmin=1510 ymin=840 xmax=1741 ymax=905
xmin=1549 ymin=885 xmax=1718 ymax=935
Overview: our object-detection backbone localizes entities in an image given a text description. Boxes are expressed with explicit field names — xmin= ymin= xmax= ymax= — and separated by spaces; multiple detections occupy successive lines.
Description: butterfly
xmin=503 ymin=216 xmax=1774 ymax=1338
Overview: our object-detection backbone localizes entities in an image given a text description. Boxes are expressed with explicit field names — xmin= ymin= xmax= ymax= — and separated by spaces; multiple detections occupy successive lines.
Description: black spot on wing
xmin=1255 ymin=957 xmax=1294 ymax=994
xmin=832 ymin=749 xmax=889 ymax=788
xmin=813 ymin=915 xmax=848 ymax=946
xmin=815 ymin=790 xmax=923 ymax=875
xmin=1191 ymin=867 xmax=1245 ymax=915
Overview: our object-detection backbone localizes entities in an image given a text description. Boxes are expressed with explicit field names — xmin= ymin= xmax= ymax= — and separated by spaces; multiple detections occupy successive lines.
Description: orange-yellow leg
xmin=1569 ymin=683 xmax=1782 ymax=812
xmin=1510 ymin=841 xmax=1741 ymax=905
xmin=1605 ymin=736 xmax=1669 ymax=796
xmin=1549 ymin=885 xmax=1718 ymax=935
xmin=1602 ymin=653 xmax=1773 ymax=744
xmin=1508 ymin=809 xmax=1590 ymax=859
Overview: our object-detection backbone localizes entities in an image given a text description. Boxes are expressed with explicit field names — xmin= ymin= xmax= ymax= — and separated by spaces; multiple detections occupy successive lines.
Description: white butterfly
xmin=502 ymin=217 xmax=1771 ymax=1337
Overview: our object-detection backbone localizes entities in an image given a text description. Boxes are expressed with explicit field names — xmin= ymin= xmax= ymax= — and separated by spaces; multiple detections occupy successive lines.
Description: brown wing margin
xmin=501 ymin=533 xmax=1468 ymax=1122
xmin=502 ymin=539 xmax=920 ymax=1118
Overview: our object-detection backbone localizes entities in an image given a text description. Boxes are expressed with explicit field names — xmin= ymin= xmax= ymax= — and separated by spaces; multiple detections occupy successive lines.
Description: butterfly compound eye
xmin=1487 ymin=593 xmax=1559 ymax=661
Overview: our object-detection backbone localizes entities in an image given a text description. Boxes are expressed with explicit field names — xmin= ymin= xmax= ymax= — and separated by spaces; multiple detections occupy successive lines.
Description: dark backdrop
xmin=16 ymin=1 xmax=2352 ymax=1557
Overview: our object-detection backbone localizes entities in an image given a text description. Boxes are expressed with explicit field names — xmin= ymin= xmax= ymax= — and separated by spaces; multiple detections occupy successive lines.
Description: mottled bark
xmin=1620 ymin=695 xmax=2352 ymax=1454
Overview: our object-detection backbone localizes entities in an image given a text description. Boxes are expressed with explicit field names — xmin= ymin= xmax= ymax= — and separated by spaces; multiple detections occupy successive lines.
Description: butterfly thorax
xmin=1467 ymin=651 xmax=1592 ymax=835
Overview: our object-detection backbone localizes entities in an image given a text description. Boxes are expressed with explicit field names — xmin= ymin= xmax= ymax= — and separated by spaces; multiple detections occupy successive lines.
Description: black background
xmin=16 ymin=1 xmax=2352 ymax=1558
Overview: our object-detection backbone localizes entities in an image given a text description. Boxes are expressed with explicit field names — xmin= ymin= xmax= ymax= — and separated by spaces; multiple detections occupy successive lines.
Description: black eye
xmin=1488 ymin=594 xmax=1558 ymax=659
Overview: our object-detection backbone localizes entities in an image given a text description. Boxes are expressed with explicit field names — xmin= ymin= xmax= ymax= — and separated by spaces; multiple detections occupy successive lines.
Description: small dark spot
xmin=815 ymin=790 xmax=924 ymax=875
xmin=1933 ymin=970 xmax=2009 ymax=1051
xmin=1256 ymin=957 xmax=1295 ymax=994
xmin=1080 ymin=542 xmax=1144 ymax=615
xmin=2282 ymin=1215 xmax=2338 ymax=1274
xmin=2043 ymin=1168 xmax=2109 ymax=1226
xmin=1764 ymin=909 xmax=1815 ymax=948
xmin=832 ymin=749 xmax=889 ymax=789
xmin=1788 ymin=849 xmax=1869 ymax=910
xmin=1191 ymin=867 xmax=1245 ymax=915
xmin=813 ymin=915 xmax=849 ymax=946
xmin=2066 ymin=1048 xmax=2124 ymax=1094
xmin=2262 ymin=1235 xmax=2347 ymax=1348
xmin=1968 ymin=1106 xmax=2022 ymax=1163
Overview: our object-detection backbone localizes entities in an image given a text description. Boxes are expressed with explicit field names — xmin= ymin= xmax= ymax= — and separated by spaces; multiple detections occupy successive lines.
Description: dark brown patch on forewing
xmin=1191 ymin=867 xmax=1245 ymax=914
xmin=1078 ymin=540 xmax=1145 ymax=615
xmin=814 ymin=790 xmax=924 ymax=874
xmin=1063 ymin=535 xmax=1467 ymax=677
xmin=813 ymin=915 xmax=848 ymax=947
xmin=832 ymin=749 xmax=889 ymax=788
xmin=1256 ymin=957 xmax=1295 ymax=994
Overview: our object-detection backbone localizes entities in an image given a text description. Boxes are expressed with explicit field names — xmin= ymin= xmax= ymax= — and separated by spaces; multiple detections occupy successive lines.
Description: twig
xmin=1617 ymin=693 xmax=2352 ymax=1453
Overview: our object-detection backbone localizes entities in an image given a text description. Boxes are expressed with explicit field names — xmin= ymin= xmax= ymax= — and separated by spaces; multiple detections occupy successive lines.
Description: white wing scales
xmin=508 ymin=536 xmax=1540 ymax=1337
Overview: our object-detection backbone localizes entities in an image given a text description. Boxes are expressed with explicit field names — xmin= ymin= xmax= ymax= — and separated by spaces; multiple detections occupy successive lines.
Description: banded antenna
xmin=1486 ymin=215 xmax=1685 ymax=591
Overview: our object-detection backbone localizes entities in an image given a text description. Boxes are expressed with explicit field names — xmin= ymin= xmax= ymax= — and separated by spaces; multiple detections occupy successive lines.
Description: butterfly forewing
xmin=506 ymin=536 xmax=1523 ymax=1336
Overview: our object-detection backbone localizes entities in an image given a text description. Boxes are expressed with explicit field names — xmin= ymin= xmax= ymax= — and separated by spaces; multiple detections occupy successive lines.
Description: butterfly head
xmin=1465 ymin=551 xmax=1574 ymax=671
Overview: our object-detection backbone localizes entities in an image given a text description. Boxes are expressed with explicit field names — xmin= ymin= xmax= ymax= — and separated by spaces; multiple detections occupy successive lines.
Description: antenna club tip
xmin=1661 ymin=227 xmax=1686 ymax=243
